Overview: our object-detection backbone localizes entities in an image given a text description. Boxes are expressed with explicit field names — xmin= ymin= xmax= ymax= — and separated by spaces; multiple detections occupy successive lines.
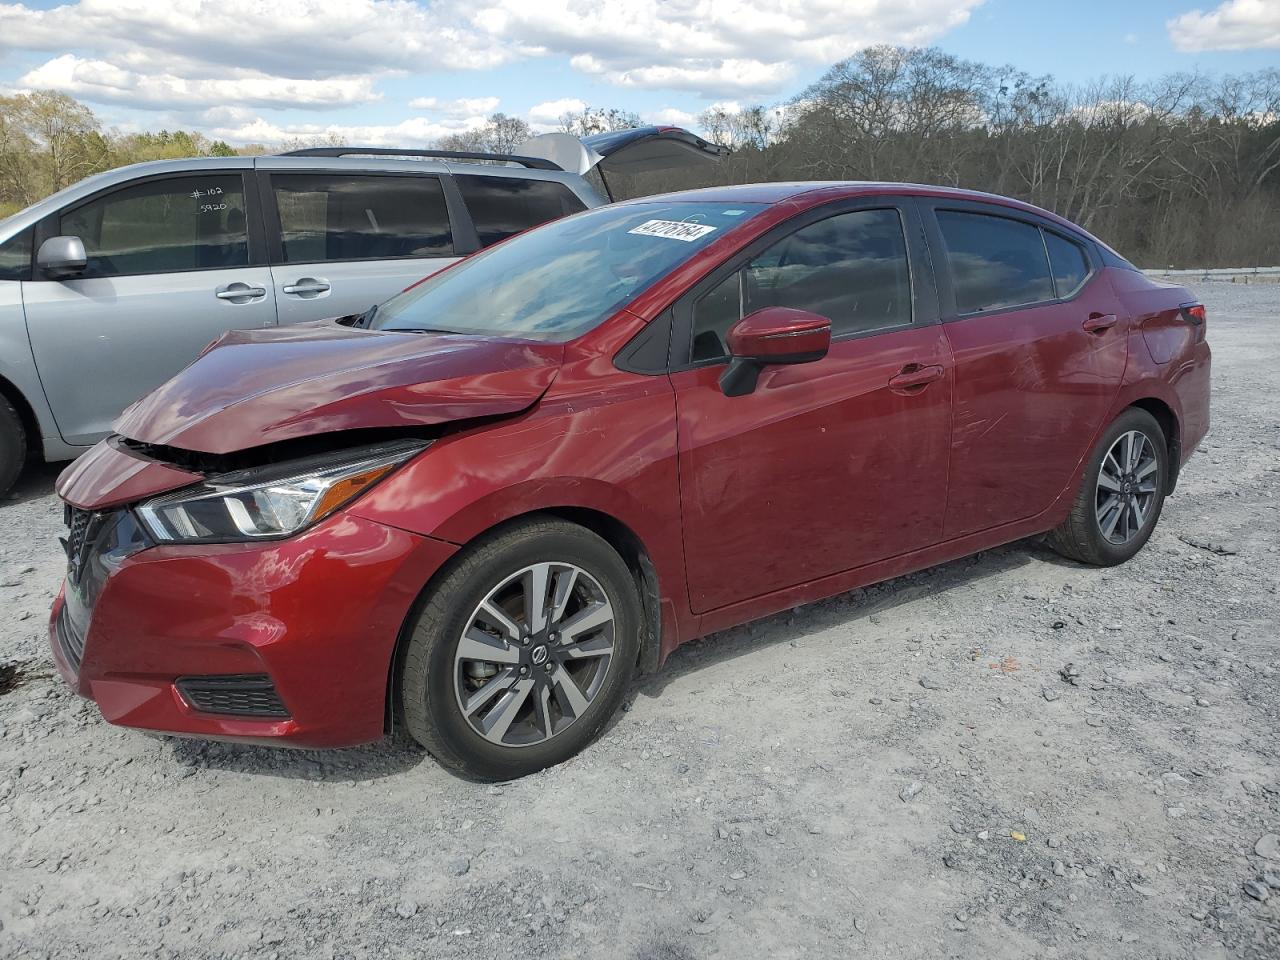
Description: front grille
xmin=176 ymin=675 xmax=290 ymax=718
xmin=56 ymin=605 xmax=86 ymax=672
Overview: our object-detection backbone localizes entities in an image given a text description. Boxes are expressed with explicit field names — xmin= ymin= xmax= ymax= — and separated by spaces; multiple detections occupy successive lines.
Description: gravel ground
xmin=1 ymin=284 xmax=1278 ymax=960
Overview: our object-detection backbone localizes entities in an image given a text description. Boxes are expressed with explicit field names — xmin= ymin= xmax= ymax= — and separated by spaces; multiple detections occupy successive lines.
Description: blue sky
xmin=0 ymin=0 xmax=1276 ymax=145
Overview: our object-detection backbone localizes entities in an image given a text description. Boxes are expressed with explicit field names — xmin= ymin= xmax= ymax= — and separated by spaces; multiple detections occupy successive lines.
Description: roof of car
xmin=625 ymin=181 xmax=1090 ymax=236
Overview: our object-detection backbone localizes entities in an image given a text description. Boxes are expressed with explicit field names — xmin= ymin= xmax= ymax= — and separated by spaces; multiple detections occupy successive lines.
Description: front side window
xmin=273 ymin=174 xmax=453 ymax=263
xmin=690 ymin=208 xmax=913 ymax=361
xmin=372 ymin=201 xmax=767 ymax=340
xmin=455 ymin=175 xmax=587 ymax=246
xmin=937 ymin=210 xmax=1054 ymax=313
xmin=60 ymin=175 xmax=248 ymax=277
xmin=1044 ymin=230 xmax=1091 ymax=297
xmin=0 ymin=228 xmax=32 ymax=281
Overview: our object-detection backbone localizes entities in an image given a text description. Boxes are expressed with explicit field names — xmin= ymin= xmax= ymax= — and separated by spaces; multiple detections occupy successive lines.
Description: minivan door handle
xmin=282 ymin=278 xmax=331 ymax=297
xmin=1082 ymin=313 xmax=1118 ymax=334
xmin=888 ymin=363 xmax=945 ymax=394
xmin=215 ymin=282 xmax=267 ymax=303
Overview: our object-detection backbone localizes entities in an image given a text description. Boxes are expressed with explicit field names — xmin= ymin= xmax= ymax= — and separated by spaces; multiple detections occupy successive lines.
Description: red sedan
xmin=51 ymin=182 xmax=1210 ymax=780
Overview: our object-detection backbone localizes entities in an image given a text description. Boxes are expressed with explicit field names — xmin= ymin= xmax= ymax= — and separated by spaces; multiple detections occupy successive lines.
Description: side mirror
xmin=719 ymin=306 xmax=832 ymax=397
xmin=37 ymin=236 xmax=87 ymax=280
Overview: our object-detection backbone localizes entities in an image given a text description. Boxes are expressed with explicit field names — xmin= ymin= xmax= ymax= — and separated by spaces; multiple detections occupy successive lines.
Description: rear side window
xmin=272 ymin=174 xmax=453 ymax=263
xmin=690 ymin=208 xmax=912 ymax=361
xmin=937 ymin=210 xmax=1053 ymax=313
xmin=0 ymin=228 xmax=32 ymax=281
xmin=1044 ymin=230 xmax=1091 ymax=297
xmin=456 ymin=175 xmax=586 ymax=246
xmin=60 ymin=175 xmax=249 ymax=277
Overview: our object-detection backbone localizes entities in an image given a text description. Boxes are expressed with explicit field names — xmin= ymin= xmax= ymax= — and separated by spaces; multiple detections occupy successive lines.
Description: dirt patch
xmin=0 ymin=285 xmax=1277 ymax=959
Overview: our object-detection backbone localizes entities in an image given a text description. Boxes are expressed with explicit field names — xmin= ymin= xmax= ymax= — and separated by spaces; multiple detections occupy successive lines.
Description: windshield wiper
xmin=387 ymin=326 xmax=463 ymax=335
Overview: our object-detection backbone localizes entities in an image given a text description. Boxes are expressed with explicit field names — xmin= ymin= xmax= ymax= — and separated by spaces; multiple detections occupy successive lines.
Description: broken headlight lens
xmin=135 ymin=440 xmax=429 ymax=544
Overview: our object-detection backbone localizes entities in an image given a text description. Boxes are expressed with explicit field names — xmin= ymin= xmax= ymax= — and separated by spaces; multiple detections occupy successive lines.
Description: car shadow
xmin=162 ymin=731 xmax=429 ymax=782
xmin=5 ymin=460 xmax=63 ymax=505
xmin=627 ymin=536 xmax=1077 ymax=707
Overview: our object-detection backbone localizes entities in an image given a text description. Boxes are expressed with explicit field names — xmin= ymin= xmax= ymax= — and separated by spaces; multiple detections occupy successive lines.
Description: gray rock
xmin=1256 ymin=834 xmax=1280 ymax=861
xmin=446 ymin=857 xmax=470 ymax=878
xmin=1059 ymin=664 xmax=1081 ymax=685
xmin=919 ymin=675 xmax=943 ymax=691
xmin=1242 ymin=880 xmax=1269 ymax=902
xmin=1042 ymin=688 xmax=1061 ymax=703
xmin=1262 ymin=868 xmax=1280 ymax=890
xmin=395 ymin=900 xmax=419 ymax=919
xmin=899 ymin=780 xmax=925 ymax=802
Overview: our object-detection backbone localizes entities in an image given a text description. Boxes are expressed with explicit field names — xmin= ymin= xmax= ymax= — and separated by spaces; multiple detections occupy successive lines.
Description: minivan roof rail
xmin=278 ymin=146 xmax=563 ymax=171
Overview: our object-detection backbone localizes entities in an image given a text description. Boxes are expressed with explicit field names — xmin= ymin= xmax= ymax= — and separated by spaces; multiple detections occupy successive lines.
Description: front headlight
xmin=136 ymin=440 xmax=429 ymax=544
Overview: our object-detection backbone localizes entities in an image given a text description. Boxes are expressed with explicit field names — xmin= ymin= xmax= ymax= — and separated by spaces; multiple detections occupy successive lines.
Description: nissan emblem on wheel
xmin=48 ymin=182 xmax=1209 ymax=781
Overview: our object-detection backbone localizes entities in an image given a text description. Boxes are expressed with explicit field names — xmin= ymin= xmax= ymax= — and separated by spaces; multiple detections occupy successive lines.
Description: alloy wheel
xmin=1095 ymin=430 xmax=1159 ymax=545
xmin=453 ymin=562 xmax=616 ymax=747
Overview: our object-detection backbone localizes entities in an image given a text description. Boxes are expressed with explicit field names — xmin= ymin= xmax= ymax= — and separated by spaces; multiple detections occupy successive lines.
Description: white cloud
xmin=209 ymin=113 xmax=489 ymax=147
xmin=485 ymin=0 xmax=987 ymax=97
xmin=1168 ymin=0 xmax=1280 ymax=50
xmin=408 ymin=95 xmax=501 ymax=115
xmin=642 ymin=106 xmax=701 ymax=128
xmin=19 ymin=54 xmax=379 ymax=110
xmin=528 ymin=97 xmax=588 ymax=123
xmin=1 ymin=0 xmax=986 ymax=112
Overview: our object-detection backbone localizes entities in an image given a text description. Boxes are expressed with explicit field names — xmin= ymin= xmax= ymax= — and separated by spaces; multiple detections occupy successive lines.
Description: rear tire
xmin=1046 ymin=407 xmax=1168 ymax=566
xmin=0 ymin=398 xmax=27 ymax=499
xmin=399 ymin=517 xmax=640 ymax=781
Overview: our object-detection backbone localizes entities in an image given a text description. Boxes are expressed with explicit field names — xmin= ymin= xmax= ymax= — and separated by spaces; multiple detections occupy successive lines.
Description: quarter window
xmin=455 ymin=175 xmax=586 ymax=246
xmin=0 ymin=228 xmax=32 ymax=281
xmin=272 ymin=174 xmax=453 ymax=263
xmin=690 ymin=208 xmax=912 ymax=361
xmin=60 ymin=176 xmax=249 ymax=277
xmin=1044 ymin=230 xmax=1091 ymax=297
xmin=936 ymin=210 xmax=1054 ymax=313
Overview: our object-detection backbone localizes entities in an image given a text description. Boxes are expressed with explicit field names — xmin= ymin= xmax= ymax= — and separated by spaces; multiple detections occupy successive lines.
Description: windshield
xmin=371 ymin=201 xmax=767 ymax=339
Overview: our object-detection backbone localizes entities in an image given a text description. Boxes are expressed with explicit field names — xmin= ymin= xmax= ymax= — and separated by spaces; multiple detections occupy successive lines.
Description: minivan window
xmin=273 ymin=174 xmax=453 ymax=263
xmin=372 ymin=202 xmax=767 ymax=340
xmin=455 ymin=175 xmax=587 ymax=245
xmin=1044 ymin=230 xmax=1091 ymax=297
xmin=691 ymin=208 xmax=912 ymax=361
xmin=60 ymin=175 xmax=249 ymax=277
xmin=0 ymin=228 xmax=32 ymax=281
xmin=937 ymin=210 xmax=1054 ymax=313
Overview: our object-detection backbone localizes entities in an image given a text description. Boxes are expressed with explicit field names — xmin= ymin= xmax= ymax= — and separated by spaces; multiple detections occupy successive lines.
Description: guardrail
xmin=1143 ymin=266 xmax=1280 ymax=283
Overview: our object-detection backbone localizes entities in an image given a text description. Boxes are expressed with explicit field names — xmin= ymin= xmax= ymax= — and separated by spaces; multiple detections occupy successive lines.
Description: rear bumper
xmin=49 ymin=512 xmax=457 ymax=748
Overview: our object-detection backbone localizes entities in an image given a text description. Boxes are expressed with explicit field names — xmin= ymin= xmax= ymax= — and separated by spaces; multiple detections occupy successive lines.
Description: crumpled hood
xmin=113 ymin=321 xmax=565 ymax=455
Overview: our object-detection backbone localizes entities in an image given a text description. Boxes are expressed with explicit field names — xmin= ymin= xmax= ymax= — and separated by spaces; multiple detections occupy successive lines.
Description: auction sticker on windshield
xmin=628 ymin=219 xmax=718 ymax=242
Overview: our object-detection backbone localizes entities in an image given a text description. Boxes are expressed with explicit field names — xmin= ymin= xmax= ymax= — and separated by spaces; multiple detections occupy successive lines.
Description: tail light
xmin=1182 ymin=303 xmax=1206 ymax=342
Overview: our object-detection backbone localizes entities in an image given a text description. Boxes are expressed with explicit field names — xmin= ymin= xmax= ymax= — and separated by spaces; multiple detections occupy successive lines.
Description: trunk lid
xmin=516 ymin=127 xmax=728 ymax=181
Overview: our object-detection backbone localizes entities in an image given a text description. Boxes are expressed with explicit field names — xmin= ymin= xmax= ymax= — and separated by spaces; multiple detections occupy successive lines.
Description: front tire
xmin=1046 ymin=407 xmax=1168 ymax=566
xmin=0 ymin=397 xmax=27 ymax=499
xmin=399 ymin=517 xmax=640 ymax=781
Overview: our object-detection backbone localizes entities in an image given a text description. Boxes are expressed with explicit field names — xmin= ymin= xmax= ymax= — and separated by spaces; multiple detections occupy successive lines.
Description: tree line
xmin=3 ymin=46 xmax=1278 ymax=267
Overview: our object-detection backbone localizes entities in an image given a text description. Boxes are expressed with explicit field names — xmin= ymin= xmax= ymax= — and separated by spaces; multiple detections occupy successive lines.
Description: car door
xmin=260 ymin=168 xmax=464 ymax=324
xmin=921 ymin=202 xmax=1128 ymax=539
xmin=22 ymin=169 xmax=276 ymax=446
xmin=669 ymin=199 xmax=953 ymax=614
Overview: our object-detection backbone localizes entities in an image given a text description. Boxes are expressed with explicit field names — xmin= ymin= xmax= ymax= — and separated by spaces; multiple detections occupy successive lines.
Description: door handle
xmin=282 ymin=278 xmax=331 ymax=297
xmin=1082 ymin=313 xmax=1118 ymax=334
xmin=215 ymin=283 xmax=267 ymax=302
xmin=888 ymin=363 xmax=945 ymax=394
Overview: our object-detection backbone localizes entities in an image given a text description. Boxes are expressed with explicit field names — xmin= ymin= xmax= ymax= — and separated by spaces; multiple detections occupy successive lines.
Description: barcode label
xmin=628 ymin=219 xmax=717 ymax=242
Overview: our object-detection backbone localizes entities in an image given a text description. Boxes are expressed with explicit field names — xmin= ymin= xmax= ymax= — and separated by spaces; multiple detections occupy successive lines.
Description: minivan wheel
xmin=399 ymin=517 xmax=640 ymax=781
xmin=0 ymin=397 xmax=27 ymax=499
xmin=1046 ymin=407 xmax=1168 ymax=566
